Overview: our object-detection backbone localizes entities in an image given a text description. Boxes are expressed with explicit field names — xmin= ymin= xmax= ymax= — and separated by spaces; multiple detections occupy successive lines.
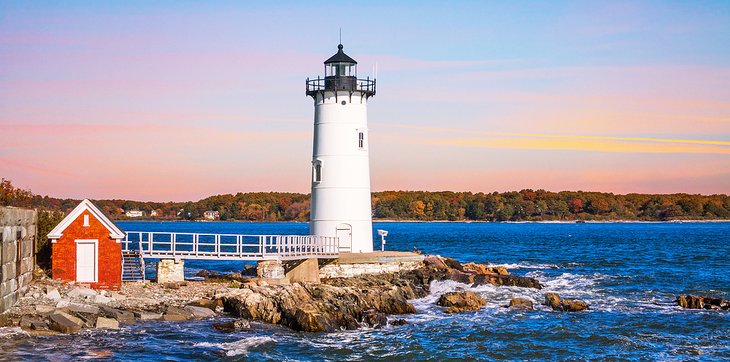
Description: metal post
xmin=216 ymin=234 xmax=220 ymax=258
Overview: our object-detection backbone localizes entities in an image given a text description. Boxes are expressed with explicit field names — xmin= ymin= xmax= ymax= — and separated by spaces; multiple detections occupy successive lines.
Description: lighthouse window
xmin=313 ymin=161 xmax=322 ymax=183
xmin=326 ymin=63 xmax=356 ymax=77
xmin=357 ymin=129 xmax=367 ymax=150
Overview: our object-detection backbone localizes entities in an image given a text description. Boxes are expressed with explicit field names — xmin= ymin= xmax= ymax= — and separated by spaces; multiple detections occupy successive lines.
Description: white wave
xmin=488 ymin=262 xmax=559 ymax=270
xmin=195 ymin=336 xmax=275 ymax=356
xmin=0 ymin=327 xmax=28 ymax=338
xmin=412 ymin=273 xmax=686 ymax=315
xmin=528 ymin=271 xmax=614 ymax=296
xmin=410 ymin=280 xmax=545 ymax=315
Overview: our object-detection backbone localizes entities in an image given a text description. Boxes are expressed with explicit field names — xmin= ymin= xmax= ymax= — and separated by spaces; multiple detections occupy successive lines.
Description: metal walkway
xmin=121 ymin=231 xmax=339 ymax=261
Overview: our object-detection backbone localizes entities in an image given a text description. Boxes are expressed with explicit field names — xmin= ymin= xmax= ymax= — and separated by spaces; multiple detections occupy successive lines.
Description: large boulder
xmin=544 ymin=292 xmax=589 ymax=312
xmin=46 ymin=287 xmax=61 ymax=302
xmin=212 ymin=319 xmax=250 ymax=333
xmin=437 ymin=291 xmax=486 ymax=313
xmin=677 ymin=295 xmax=730 ymax=310
xmin=35 ymin=305 xmax=55 ymax=315
xmin=188 ymin=298 xmax=221 ymax=311
xmin=544 ymin=292 xmax=562 ymax=310
xmin=185 ymin=305 xmax=216 ymax=319
xmin=137 ymin=312 xmax=163 ymax=321
xmin=463 ymin=263 xmax=509 ymax=276
xmin=163 ymin=306 xmax=194 ymax=321
xmin=67 ymin=287 xmax=97 ymax=299
xmin=68 ymin=303 xmax=100 ymax=315
xmin=93 ymin=295 xmax=112 ymax=304
xmin=361 ymin=309 xmax=388 ymax=328
xmin=100 ymin=306 xmax=136 ymax=324
xmin=508 ymin=297 xmax=534 ymax=310
xmin=423 ymin=255 xmax=450 ymax=270
xmin=95 ymin=317 xmax=120 ymax=330
xmin=561 ymin=299 xmax=590 ymax=312
xmin=19 ymin=316 xmax=48 ymax=331
xmin=48 ymin=312 xmax=84 ymax=333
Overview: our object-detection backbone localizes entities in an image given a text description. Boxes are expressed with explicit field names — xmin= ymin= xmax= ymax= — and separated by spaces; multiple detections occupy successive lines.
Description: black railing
xmin=306 ymin=76 xmax=376 ymax=98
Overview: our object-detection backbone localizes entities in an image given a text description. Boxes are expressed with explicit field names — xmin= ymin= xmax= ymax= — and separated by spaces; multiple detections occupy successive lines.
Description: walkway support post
xmin=157 ymin=259 xmax=184 ymax=283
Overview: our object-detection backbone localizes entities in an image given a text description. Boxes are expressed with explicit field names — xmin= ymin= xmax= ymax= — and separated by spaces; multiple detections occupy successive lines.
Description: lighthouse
xmin=306 ymin=44 xmax=376 ymax=253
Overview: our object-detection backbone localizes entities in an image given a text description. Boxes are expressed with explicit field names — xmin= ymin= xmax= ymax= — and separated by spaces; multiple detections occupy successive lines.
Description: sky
xmin=1 ymin=1 xmax=729 ymax=201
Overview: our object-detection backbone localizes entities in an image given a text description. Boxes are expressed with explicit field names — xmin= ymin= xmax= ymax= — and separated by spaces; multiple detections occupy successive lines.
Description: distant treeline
xmin=2 ymin=178 xmax=730 ymax=222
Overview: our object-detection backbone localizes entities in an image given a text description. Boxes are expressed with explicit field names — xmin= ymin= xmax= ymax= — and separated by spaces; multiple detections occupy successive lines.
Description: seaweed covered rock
xmin=676 ymin=295 xmax=730 ymax=311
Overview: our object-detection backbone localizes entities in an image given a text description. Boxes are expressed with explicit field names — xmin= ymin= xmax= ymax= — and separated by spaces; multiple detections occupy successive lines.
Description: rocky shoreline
xmin=1 ymin=255 xmax=725 ymax=336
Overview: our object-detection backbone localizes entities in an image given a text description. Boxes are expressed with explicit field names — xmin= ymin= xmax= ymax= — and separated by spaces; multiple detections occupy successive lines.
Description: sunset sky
xmin=1 ymin=1 xmax=729 ymax=201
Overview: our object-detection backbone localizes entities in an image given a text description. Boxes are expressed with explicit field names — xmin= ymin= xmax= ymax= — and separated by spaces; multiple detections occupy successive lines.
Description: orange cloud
xmin=433 ymin=137 xmax=730 ymax=155
xmin=377 ymin=122 xmax=730 ymax=153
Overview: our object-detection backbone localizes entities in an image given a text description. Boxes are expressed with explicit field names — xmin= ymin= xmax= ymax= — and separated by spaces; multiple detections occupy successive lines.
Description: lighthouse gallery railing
xmin=306 ymin=77 xmax=376 ymax=97
xmin=121 ymin=232 xmax=339 ymax=261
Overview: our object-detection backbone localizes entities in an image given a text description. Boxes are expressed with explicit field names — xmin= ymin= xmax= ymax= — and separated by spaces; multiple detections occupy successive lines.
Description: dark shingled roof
xmin=324 ymin=44 xmax=357 ymax=64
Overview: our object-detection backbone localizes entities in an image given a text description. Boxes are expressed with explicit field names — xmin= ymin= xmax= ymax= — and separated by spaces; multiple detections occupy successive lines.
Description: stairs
xmin=122 ymin=251 xmax=146 ymax=281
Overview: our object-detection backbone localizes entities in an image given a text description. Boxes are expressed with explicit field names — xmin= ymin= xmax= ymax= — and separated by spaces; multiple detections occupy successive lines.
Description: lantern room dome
xmin=324 ymin=44 xmax=357 ymax=64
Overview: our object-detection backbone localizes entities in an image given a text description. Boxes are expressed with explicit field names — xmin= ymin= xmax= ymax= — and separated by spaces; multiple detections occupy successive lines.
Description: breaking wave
xmin=488 ymin=262 xmax=559 ymax=270
xmin=195 ymin=336 xmax=275 ymax=356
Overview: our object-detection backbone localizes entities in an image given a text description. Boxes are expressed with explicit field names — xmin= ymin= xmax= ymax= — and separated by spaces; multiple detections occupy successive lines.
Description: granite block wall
xmin=0 ymin=207 xmax=37 ymax=313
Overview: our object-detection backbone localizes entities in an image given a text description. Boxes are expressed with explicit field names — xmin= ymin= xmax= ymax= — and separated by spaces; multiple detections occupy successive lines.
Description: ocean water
xmin=1 ymin=221 xmax=729 ymax=361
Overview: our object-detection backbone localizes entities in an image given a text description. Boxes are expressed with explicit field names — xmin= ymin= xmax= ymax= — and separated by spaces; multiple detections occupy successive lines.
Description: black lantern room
xmin=306 ymin=44 xmax=375 ymax=99
xmin=325 ymin=44 xmax=357 ymax=77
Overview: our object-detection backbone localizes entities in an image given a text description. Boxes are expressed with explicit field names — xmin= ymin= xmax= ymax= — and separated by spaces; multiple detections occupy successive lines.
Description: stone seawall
xmin=0 ymin=207 xmax=37 ymax=313
xmin=318 ymin=252 xmax=425 ymax=279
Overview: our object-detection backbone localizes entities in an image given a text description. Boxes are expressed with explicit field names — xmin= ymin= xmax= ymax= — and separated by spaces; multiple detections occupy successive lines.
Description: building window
xmin=83 ymin=214 xmax=90 ymax=227
xmin=313 ymin=161 xmax=322 ymax=183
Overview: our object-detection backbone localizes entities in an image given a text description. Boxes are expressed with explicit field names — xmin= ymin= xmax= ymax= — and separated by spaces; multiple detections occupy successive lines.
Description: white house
xmin=203 ymin=210 xmax=220 ymax=220
xmin=125 ymin=210 xmax=144 ymax=218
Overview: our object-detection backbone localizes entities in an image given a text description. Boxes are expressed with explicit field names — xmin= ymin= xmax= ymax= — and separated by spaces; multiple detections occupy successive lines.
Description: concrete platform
xmin=332 ymin=251 xmax=425 ymax=264
xmin=318 ymin=251 xmax=425 ymax=279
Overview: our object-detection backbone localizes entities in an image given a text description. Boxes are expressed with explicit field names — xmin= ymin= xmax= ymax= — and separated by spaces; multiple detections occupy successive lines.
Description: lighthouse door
xmin=336 ymin=224 xmax=352 ymax=252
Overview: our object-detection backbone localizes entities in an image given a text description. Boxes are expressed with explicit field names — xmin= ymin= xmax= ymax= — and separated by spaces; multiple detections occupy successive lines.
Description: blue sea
xmin=2 ymin=221 xmax=729 ymax=360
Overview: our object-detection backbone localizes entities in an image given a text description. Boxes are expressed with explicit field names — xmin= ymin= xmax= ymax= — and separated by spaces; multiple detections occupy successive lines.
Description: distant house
xmin=150 ymin=210 xmax=158 ymax=217
xmin=125 ymin=210 xmax=145 ymax=218
xmin=47 ymin=199 xmax=125 ymax=290
xmin=203 ymin=210 xmax=220 ymax=220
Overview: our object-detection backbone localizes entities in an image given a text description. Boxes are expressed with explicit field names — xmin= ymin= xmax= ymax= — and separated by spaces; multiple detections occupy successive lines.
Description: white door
xmin=336 ymin=224 xmax=352 ymax=252
xmin=76 ymin=240 xmax=97 ymax=283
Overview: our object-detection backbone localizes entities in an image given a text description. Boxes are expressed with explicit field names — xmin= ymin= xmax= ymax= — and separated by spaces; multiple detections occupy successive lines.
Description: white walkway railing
xmin=121 ymin=232 xmax=339 ymax=261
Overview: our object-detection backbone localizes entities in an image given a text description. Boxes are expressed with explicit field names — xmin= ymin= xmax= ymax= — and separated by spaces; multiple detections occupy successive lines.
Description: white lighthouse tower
xmin=306 ymin=44 xmax=376 ymax=253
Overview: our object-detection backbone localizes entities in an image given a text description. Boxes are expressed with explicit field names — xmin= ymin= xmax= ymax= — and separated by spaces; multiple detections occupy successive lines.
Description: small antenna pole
xmin=339 ymin=28 xmax=342 ymax=44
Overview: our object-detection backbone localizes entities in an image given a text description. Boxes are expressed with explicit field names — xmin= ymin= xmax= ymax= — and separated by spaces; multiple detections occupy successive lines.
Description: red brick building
xmin=48 ymin=199 xmax=126 ymax=290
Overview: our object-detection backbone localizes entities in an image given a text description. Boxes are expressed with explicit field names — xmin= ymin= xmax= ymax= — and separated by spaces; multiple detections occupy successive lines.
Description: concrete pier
xmin=256 ymin=258 xmax=321 ymax=284
xmin=157 ymin=259 xmax=184 ymax=283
